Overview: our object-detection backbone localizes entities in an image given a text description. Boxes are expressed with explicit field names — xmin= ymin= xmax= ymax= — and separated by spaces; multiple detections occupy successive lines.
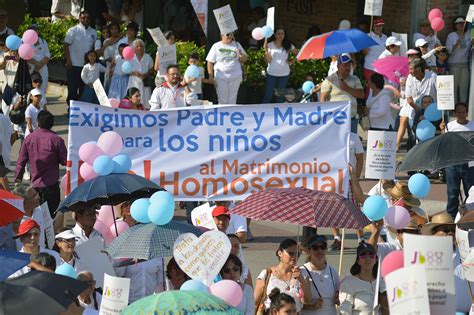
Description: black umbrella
xmin=56 ymin=173 xmax=163 ymax=213
xmin=397 ymin=131 xmax=474 ymax=172
xmin=1 ymin=271 xmax=89 ymax=315
xmin=13 ymin=59 xmax=32 ymax=96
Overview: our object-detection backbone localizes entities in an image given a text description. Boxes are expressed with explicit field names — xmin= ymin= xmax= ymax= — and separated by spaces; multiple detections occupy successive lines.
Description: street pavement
xmin=8 ymin=83 xmax=448 ymax=279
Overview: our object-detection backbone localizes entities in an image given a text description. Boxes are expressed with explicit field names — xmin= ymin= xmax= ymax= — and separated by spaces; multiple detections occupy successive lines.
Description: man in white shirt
xmin=72 ymin=205 xmax=103 ymax=246
xmin=63 ymin=11 xmax=98 ymax=106
xmin=149 ymin=64 xmax=196 ymax=110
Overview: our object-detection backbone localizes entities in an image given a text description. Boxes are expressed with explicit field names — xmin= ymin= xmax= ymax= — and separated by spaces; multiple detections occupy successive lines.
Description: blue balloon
xmin=424 ymin=103 xmax=442 ymax=121
xmin=93 ymin=155 xmax=114 ymax=176
xmin=130 ymin=198 xmax=151 ymax=223
xmin=121 ymin=61 xmax=133 ymax=74
xmin=416 ymin=119 xmax=436 ymax=141
xmin=180 ymin=279 xmax=208 ymax=292
xmin=408 ymin=173 xmax=430 ymax=198
xmin=363 ymin=196 xmax=388 ymax=221
xmin=112 ymin=154 xmax=132 ymax=173
xmin=150 ymin=190 xmax=174 ymax=205
xmin=185 ymin=65 xmax=201 ymax=78
xmin=56 ymin=263 xmax=77 ymax=278
xmin=302 ymin=81 xmax=315 ymax=94
xmin=148 ymin=197 xmax=175 ymax=225
xmin=6 ymin=35 xmax=21 ymax=51
xmin=262 ymin=25 xmax=273 ymax=38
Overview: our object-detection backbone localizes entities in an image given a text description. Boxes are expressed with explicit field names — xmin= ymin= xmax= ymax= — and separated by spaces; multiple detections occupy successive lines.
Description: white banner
xmin=146 ymin=27 xmax=168 ymax=47
xmin=436 ymin=75 xmax=455 ymax=110
xmin=158 ymin=44 xmax=177 ymax=76
xmin=213 ymin=5 xmax=238 ymax=35
xmin=191 ymin=0 xmax=208 ymax=35
xmin=266 ymin=7 xmax=275 ymax=31
xmin=99 ymin=273 xmax=130 ymax=315
xmin=403 ymin=234 xmax=455 ymax=315
xmin=385 ymin=265 xmax=430 ymax=315
xmin=66 ymin=101 xmax=351 ymax=200
xmin=365 ymin=131 xmax=397 ymax=180
xmin=364 ymin=0 xmax=383 ymax=16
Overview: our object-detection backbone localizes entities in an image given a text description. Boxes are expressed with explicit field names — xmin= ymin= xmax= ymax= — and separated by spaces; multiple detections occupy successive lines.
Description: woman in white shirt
xmin=378 ymin=36 xmax=401 ymax=59
xmin=127 ymin=39 xmax=154 ymax=109
xmin=262 ymin=27 xmax=298 ymax=103
xmin=366 ymin=73 xmax=394 ymax=131
xmin=445 ymin=17 xmax=472 ymax=103
xmin=339 ymin=243 xmax=387 ymax=315
xmin=53 ymin=229 xmax=86 ymax=274
xmin=80 ymin=50 xmax=106 ymax=104
xmin=206 ymin=33 xmax=247 ymax=105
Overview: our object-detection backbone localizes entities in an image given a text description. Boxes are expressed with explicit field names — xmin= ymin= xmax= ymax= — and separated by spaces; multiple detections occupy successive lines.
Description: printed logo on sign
xmin=390 ymin=281 xmax=418 ymax=302
xmin=371 ymin=139 xmax=394 ymax=150
xmin=410 ymin=250 xmax=444 ymax=266
xmin=104 ymin=286 xmax=124 ymax=299
xmin=437 ymin=81 xmax=450 ymax=89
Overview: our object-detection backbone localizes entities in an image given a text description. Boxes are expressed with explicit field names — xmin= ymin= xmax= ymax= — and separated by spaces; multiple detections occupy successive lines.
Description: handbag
xmin=359 ymin=114 xmax=371 ymax=131
xmin=255 ymin=268 xmax=272 ymax=315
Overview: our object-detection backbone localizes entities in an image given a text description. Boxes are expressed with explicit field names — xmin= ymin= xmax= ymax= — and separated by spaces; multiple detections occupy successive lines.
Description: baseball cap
xmin=386 ymin=36 xmax=402 ymax=46
xmin=337 ymin=53 xmax=353 ymax=65
xmin=415 ymin=38 xmax=428 ymax=48
xmin=356 ymin=242 xmax=376 ymax=256
xmin=14 ymin=219 xmax=40 ymax=238
xmin=212 ymin=206 xmax=230 ymax=218
xmin=373 ymin=18 xmax=384 ymax=26
xmin=55 ymin=229 xmax=76 ymax=240
xmin=307 ymin=234 xmax=327 ymax=247
xmin=30 ymin=88 xmax=42 ymax=97
xmin=454 ymin=17 xmax=465 ymax=24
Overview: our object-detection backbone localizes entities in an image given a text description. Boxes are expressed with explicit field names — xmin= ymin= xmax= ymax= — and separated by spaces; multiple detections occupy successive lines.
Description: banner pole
xmin=338 ymin=228 xmax=346 ymax=276
xmin=370 ymin=15 xmax=374 ymax=33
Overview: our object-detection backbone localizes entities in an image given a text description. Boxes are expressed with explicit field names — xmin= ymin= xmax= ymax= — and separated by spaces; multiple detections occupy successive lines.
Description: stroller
xmin=274 ymin=88 xmax=315 ymax=103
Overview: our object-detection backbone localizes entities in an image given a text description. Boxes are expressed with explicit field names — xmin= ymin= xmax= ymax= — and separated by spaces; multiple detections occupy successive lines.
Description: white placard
xmin=436 ymin=75 xmax=455 ymax=110
xmin=266 ymin=7 xmax=275 ymax=31
xmin=146 ymin=27 xmax=168 ymax=47
xmin=158 ymin=44 xmax=177 ymax=76
xmin=456 ymin=226 xmax=471 ymax=262
xmin=173 ymin=231 xmax=231 ymax=285
xmin=191 ymin=202 xmax=217 ymax=230
xmin=392 ymin=32 xmax=408 ymax=56
xmin=364 ymin=0 xmax=383 ymax=16
xmin=93 ymin=79 xmax=112 ymax=107
xmin=213 ymin=5 xmax=238 ymax=35
xmin=190 ymin=0 xmax=208 ymax=35
xmin=365 ymin=131 xmax=397 ymax=180
xmin=403 ymin=234 xmax=455 ymax=314
xmin=462 ymin=250 xmax=474 ymax=281
xmin=76 ymin=236 xmax=115 ymax=288
xmin=39 ymin=202 xmax=54 ymax=249
xmin=466 ymin=5 xmax=474 ymax=24
xmin=385 ymin=265 xmax=430 ymax=315
xmin=99 ymin=273 xmax=130 ymax=315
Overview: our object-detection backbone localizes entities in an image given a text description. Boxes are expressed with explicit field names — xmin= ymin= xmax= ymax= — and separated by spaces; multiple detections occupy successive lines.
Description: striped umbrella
xmin=229 ymin=187 xmax=370 ymax=229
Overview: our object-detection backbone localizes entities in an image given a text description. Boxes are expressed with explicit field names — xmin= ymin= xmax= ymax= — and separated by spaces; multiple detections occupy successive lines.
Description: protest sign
xmin=267 ymin=7 xmax=275 ymax=31
xmin=76 ymin=236 xmax=115 ymax=288
xmin=146 ymin=27 xmax=168 ymax=47
xmin=385 ymin=265 xmax=430 ymax=315
xmin=436 ymin=75 xmax=455 ymax=110
xmin=99 ymin=273 xmax=130 ymax=315
xmin=462 ymin=250 xmax=474 ymax=281
xmin=158 ymin=44 xmax=177 ymax=76
xmin=466 ymin=5 xmax=474 ymax=23
xmin=456 ymin=226 xmax=470 ymax=262
xmin=213 ymin=5 xmax=238 ymax=35
xmin=93 ymin=79 xmax=112 ymax=107
xmin=364 ymin=0 xmax=383 ymax=16
xmin=403 ymin=234 xmax=455 ymax=314
xmin=39 ymin=202 xmax=55 ymax=249
xmin=191 ymin=202 xmax=217 ymax=229
xmin=67 ymin=101 xmax=351 ymax=201
xmin=191 ymin=0 xmax=208 ymax=35
xmin=365 ymin=131 xmax=397 ymax=180
xmin=173 ymin=231 xmax=231 ymax=284
xmin=392 ymin=32 xmax=408 ymax=56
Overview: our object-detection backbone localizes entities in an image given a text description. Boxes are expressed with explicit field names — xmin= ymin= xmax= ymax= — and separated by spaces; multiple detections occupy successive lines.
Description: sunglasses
xmin=222 ymin=266 xmax=240 ymax=273
xmin=58 ymin=238 xmax=75 ymax=243
xmin=359 ymin=252 xmax=376 ymax=259
xmin=310 ymin=244 xmax=327 ymax=251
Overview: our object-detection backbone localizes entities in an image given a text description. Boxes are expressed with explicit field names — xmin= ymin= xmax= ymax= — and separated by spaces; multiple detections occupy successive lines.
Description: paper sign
xmin=466 ymin=5 xmax=474 ymax=24
xmin=191 ymin=202 xmax=218 ymax=230
xmin=158 ymin=44 xmax=177 ymax=76
xmin=39 ymin=203 xmax=54 ymax=249
xmin=456 ymin=226 xmax=470 ymax=262
xmin=266 ymin=7 xmax=275 ymax=31
xmin=364 ymin=0 xmax=383 ymax=16
xmin=146 ymin=27 xmax=168 ymax=47
xmin=392 ymin=32 xmax=408 ymax=56
xmin=99 ymin=273 xmax=130 ymax=315
xmin=190 ymin=0 xmax=208 ymax=35
xmin=365 ymin=131 xmax=397 ymax=180
xmin=385 ymin=265 xmax=430 ymax=315
xmin=403 ymin=234 xmax=455 ymax=314
xmin=462 ymin=250 xmax=474 ymax=281
xmin=76 ymin=236 xmax=115 ymax=288
xmin=213 ymin=5 xmax=238 ymax=35
xmin=173 ymin=231 xmax=231 ymax=285
xmin=93 ymin=79 xmax=112 ymax=107
xmin=436 ymin=75 xmax=455 ymax=110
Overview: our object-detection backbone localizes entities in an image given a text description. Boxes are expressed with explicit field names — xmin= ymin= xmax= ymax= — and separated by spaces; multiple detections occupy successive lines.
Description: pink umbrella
xmin=372 ymin=56 xmax=409 ymax=84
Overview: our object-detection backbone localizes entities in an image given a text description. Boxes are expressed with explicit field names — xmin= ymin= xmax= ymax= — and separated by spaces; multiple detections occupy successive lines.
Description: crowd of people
xmin=0 ymin=2 xmax=473 ymax=315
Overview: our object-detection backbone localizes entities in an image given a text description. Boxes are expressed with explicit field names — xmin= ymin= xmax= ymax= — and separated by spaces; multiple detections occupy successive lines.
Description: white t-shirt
xmin=25 ymin=103 xmax=44 ymax=138
xmin=339 ymin=275 xmax=385 ymax=315
xmin=446 ymin=120 xmax=474 ymax=132
xmin=266 ymin=42 xmax=294 ymax=77
xmin=257 ymin=268 xmax=304 ymax=312
xmin=64 ymin=24 xmax=98 ymax=67
xmin=364 ymin=32 xmax=388 ymax=70
xmin=226 ymin=213 xmax=247 ymax=234
xmin=81 ymin=63 xmax=107 ymax=85
xmin=349 ymin=132 xmax=364 ymax=169
xmin=206 ymin=41 xmax=246 ymax=80
xmin=405 ymin=71 xmax=437 ymax=105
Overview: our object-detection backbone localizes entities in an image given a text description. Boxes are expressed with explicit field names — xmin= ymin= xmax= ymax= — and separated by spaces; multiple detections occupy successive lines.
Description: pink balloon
xmin=122 ymin=46 xmax=135 ymax=60
xmin=93 ymin=219 xmax=108 ymax=236
xmin=97 ymin=131 xmax=123 ymax=156
xmin=79 ymin=163 xmax=97 ymax=181
xmin=109 ymin=98 xmax=120 ymax=108
xmin=109 ymin=220 xmax=129 ymax=237
xmin=97 ymin=205 xmax=116 ymax=227
xmin=210 ymin=280 xmax=243 ymax=307
xmin=251 ymin=27 xmax=264 ymax=41
xmin=79 ymin=141 xmax=104 ymax=165
xmin=431 ymin=17 xmax=445 ymax=32
xmin=428 ymin=8 xmax=443 ymax=23
xmin=381 ymin=250 xmax=404 ymax=279
xmin=18 ymin=44 xmax=34 ymax=60
xmin=385 ymin=205 xmax=410 ymax=229
xmin=22 ymin=29 xmax=38 ymax=45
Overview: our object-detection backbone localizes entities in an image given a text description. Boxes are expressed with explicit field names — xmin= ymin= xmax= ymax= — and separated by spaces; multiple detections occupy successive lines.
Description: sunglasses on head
xmin=359 ymin=252 xmax=376 ymax=259
xmin=310 ymin=243 xmax=327 ymax=251
xmin=222 ymin=266 xmax=240 ymax=273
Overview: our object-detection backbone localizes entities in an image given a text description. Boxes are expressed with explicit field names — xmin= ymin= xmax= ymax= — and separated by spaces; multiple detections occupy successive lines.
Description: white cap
xmin=386 ymin=36 xmax=402 ymax=46
xmin=30 ymin=88 xmax=42 ymax=97
xmin=338 ymin=20 xmax=351 ymax=30
xmin=454 ymin=17 xmax=465 ymax=24
xmin=415 ymin=38 xmax=428 ymax=47
xmin=55 ymin=229 xmax=76 ymax=240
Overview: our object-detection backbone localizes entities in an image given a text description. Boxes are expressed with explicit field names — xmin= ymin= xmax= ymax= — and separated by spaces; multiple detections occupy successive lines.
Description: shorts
xmin=399 ymin=101 xmax=415 ymax=120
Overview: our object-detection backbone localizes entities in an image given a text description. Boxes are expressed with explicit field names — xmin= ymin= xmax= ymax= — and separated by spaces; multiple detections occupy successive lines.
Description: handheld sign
xmin=266 ymin=7 xmax=275 ymax=31
xmin=191 ymin=202 xmax=218 ymax=230
xmin=146 ymin=27 xmax=168 ymax=47
xmin=76 ymin=236 xmax=115 ymax=288
xmin=436 ymin=75 xmax=455 ymax=110
xmin=39 ymin=202 xmax=55 ymax=249
xmin=213 ymin=5 xmax=238 ymax=35
xmin=100 ymin=273 xmax=130 ymax=315
xmin=466 ymin=5 xmax=474 ymax=24
xmin=158 ymin=44 xmax=177 ymax=76
xmin=364 ymin=0 xmax=383 ymax=16
xmin=365 ymin=131 xmax=397 ymax=180
xmin=93 ymin=79 xmax=112 ymax=107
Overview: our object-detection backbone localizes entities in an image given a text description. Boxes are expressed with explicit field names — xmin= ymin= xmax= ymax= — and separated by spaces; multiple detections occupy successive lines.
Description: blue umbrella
xmin=0 ymin=250 xmax=30 ymax=281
